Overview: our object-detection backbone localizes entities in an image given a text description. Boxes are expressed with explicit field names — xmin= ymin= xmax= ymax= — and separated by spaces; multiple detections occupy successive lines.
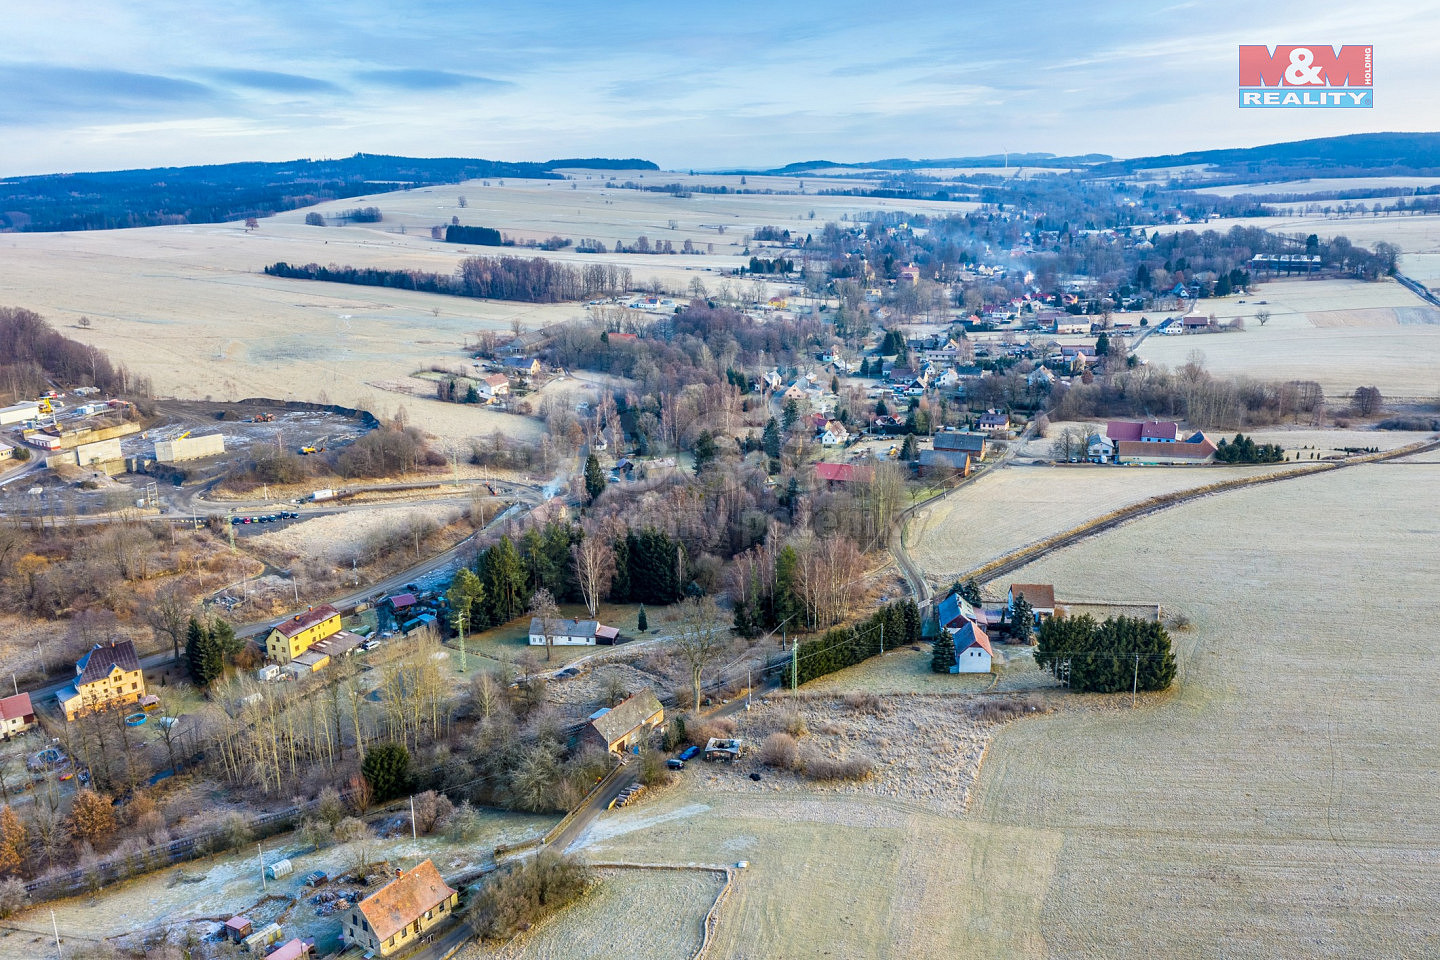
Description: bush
xmin=966 ymin=697 xmax=1047 ymax=723
xmin=638 ymin=748 xmax=671 ymax=788
xmin=779 ymin=709 xmax=808 ymax=738
xmin=411 ymin=790 xmax=455 ymax=835
xmin=1378 ymin=416 xmax=1440 ymax=431
xmin=465 ymin=850 xmax=592 ymax=941
xmin=841 ymin=692 xmax=885 ymax=716
xmin=796 ymin=748 xmax=873 ymax=781
xmin=0 ymin=877 xmax=27 ymax=918
xmin=687 ymin=718 xmax=736 ymax=748
xmin=759 ymin=733 xmax=797 ymax=769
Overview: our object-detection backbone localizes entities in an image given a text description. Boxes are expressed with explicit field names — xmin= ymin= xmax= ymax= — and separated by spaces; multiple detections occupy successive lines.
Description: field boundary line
xmin=953 ymin=438 xmax=1439 ymax=586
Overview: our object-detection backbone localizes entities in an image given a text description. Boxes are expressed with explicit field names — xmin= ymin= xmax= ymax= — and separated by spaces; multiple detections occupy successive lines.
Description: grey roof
xmin=937 ymin=593 xmax=976 ymax=628
xmin=76 ymin=641 xmax=140 ymax=686
xmin=920 ymin=449 xmax=970 ymax=469
xmin=933 ymin=432 xmax=986 ymax=453
xmin=590 ymin=688 xmax=663 ymax=745
xmin=529 ymin=617 xmax=599 ymax=640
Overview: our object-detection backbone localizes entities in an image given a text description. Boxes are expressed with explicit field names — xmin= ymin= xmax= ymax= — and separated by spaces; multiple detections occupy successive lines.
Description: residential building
xmin=951 ymin=623 xmax=994 ymax=674
xmin=528 ymin=618 xmax=620 ymax=646
xmin=266 ymin=940 xmax=314 ymax=960
xmin=1116 ymin=435 xmax=1217 ymax=464
xmin=477 ymin=373 xmax=509 ymax=401
xmin=1053 ymin=317 xmax=1091 ymax=335
xmin=0 ymin=693 xmax=36 ymax=738
xmin=977 ymin=412 xmax=1010 ymax=433
xmin=814 ymin=462 xmax=874 ymax=485
xmin=0 ymin=440 xmax=14 ymax=461
xmin=934 ymin=431 xmax=988 ymax=460
xmin=1107 ymin=420 xmax=1180 ymax=443
xmin=1027 ymin=367 xmax=1056 ymax=389
xmin=501 ymin=356 xmax=541 ymax=376
xmin=1086 ymin=435 xmax=1116 ymax=463
xmin=918 ymin=448 xmax=970 ymax=474
xmin=345 ymin=860 xmax=459 ymax=958
xmin=585 ymin=688 xmax=664 ymax=753
xmin=265 ymin=604 xmax=342 ymax=662
xmin=936 ymin=593 xmax=980 ymax=633
xmin=56 ymin=640 xmax=147 ymax=721
xmin=1007 ymin=584 xmax=1056 ymax=623
xmin=819 ymin=420 xmax=850 ymax=446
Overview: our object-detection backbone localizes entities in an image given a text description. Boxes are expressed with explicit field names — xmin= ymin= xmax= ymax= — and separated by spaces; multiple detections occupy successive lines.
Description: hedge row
xmin=782 ymin=600 xmax=922 ymax=688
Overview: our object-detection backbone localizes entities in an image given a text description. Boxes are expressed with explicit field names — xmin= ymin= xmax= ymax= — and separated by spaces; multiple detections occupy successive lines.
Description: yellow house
xmin=57 ymin=641 xmax=147 ymax=721
xmin=265 ymin=604 xmax=342 ymax=662
xmin=345 ymin=860 xmax=459 ymax=957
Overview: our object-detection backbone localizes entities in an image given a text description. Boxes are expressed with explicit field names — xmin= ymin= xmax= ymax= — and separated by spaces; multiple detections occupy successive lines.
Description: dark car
xmin=666 ymin=758 xmax=685 ymax=770
xmin=230 ymin=517 xmax=242 ymax=525
xmin=678 ymin=745 xmax=700 ymax=762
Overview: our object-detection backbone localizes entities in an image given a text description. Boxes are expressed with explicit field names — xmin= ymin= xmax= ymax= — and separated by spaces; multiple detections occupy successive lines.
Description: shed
xmin=243 ymin=922 xmax=283 ymax=955
xmin=265 ymin=858 xmax=293 ymax=880
xmin=225 ymin=916 xmax=253 ymax=943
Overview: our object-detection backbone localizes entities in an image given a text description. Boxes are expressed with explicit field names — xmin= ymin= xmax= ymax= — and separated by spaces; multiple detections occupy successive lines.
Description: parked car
xmin=678 ymin=745 xmax=700 ymax=762
xmin=666 ymin=758 xmax=685 ymax=770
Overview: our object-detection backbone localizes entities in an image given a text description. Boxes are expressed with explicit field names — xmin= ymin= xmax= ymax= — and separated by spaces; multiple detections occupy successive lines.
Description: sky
xmin=3 ymin=0 xmax=1439 ymax=176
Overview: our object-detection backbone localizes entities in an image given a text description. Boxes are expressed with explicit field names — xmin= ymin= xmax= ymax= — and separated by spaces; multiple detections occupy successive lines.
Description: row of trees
xmin=1213 ymin=433 xmax=1285 ymax=463
xmin=782 ymin=600 xmax=923 ymax=687
xmin=1033 ymin=615 xmax=1177 ymax=693
xmin=263 ymin=256 xmax=631 ymax=304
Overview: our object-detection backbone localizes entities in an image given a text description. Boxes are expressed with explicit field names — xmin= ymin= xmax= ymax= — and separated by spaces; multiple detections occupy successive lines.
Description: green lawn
xmin=444 ymin=603 xmax=647 ymax=676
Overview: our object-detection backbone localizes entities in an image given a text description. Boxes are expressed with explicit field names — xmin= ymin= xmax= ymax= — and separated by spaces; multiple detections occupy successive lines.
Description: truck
xmin=311 ymin=489 xmax=335 ymax=502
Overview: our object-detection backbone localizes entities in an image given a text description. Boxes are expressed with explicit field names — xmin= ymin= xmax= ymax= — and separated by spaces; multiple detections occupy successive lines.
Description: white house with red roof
xmin=951 ymin=623 xmax=994 ymax=674
xmin=0 ymin=693 xmax=36 ymax=738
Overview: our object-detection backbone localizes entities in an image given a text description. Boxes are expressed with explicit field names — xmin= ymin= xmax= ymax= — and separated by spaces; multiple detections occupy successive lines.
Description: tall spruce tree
xmin=762 ymin=418 xmax=782 ymax=459
xmin=1010 ymin=595 xmax=1034 ymax=645
xmin=931 ymin=629 xmax=956 ymax=673
xmin=584 ymin=454 xmax=606 ymax=503
xmin=185 ymin=617 xmax=222 ymax=687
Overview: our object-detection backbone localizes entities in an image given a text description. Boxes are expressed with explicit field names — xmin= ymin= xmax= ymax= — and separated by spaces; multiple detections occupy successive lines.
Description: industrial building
xmin=155 ymin=432 xmax=226 ymax=462
xmin=0 ymin=401 xmax=40 ymax=426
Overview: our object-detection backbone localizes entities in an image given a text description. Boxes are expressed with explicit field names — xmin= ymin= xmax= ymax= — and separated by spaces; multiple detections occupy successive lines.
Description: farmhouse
xmin=585 ymin=688 xmax=664 ymax=753
xmin=977 ymin=412 xmax=1010 ymax=434
xmin=528 ymin=617 xmax=620 ymax=646
xmin=1180 ymin=313 xmax=1212 ymax=331
xmin=0 ymin=693 xmax=36 ymax=738
xmin=1007 ymin=584 xmax=1056 ymax=624
xmin=477 ymin=373 xmax=509 ymax=401
xmin=1053 ymin=317 xmax=1091 ymax=335
xmin=918 ymin=448 xmax=970 ymax=474
xmin=1107 ymin=420 xmax=1179 ymax=443
xmin=1116 ymin=435 xmax=1217 ymax=464
xmin=936 ymin=593 xmax=980 ymax=633
xmin=1087 ymin=435 xmax=1116 ymax=463
xmin=819 ymin=420 xmax=850 ymax=446
xmin=501 ymin=356 xmax=541 ymax=376
xmin=57 ymin=640 xmax=148 ymax=721
xmin=934 ymin=430 xmax=988 ymax=460
xmin=265 ymin=604 xmax=342 ymax=662
xmin=814 ymin=462 xmax=873 ymax=485
xmin=344 ymin=860 xmax=459 ymax=958
xmin=950 ymin=623 xmax=994 ymax=674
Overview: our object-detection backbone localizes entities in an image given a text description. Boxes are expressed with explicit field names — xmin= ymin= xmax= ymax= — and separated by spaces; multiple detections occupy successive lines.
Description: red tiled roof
xmin=956 ymin=622 xmax=993 ymax=657
xmin=1116 ymin=438 xmax=1216 ymax=460
xmin=814 ymin=462 xmax=873 ymax=483
xmin=357 ymin=860 xmax=456 ymax=945
xmin=272 ymin=604 xmax=341 ymax=639
xmin=1140 ymin=421 xmax=1178 ymax=441
xmin=1009 ymin=583 xmax=1056 ymax=610
xmin=0 ymin=693 xmax=33 ymax=722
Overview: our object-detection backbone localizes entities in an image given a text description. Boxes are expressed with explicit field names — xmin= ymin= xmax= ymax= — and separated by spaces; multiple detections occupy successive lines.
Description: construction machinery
xmin=249 ymin=413 xmax=275 ymax=423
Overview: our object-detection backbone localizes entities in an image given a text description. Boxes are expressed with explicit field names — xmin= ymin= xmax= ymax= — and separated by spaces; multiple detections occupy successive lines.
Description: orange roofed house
xmin=266 ymin=604 xmax=342 ymax=662
xmin=344 ymin=859 xmax=459 ymax=957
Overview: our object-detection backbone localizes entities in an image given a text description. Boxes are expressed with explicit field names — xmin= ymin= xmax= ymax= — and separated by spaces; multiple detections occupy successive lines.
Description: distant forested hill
xmin=0 ymin=154 xmax=657 ymax=232
xmin=1089 ymin=132 xmax=1440 ymax=180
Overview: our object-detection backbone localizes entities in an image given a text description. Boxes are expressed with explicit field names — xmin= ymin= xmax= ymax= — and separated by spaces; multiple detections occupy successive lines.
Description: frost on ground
xmin=457 ymin=867 xmax=724 ymax=960
xmin=0 ymin=812 xmax=552 ymax=960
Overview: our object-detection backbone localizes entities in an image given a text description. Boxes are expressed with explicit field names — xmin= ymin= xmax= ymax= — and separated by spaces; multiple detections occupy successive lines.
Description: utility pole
xmin=879 ymin=622 xmax=884 ymax=656
xmin=790 ymin=635 xmax=798 ymax=692
xmin=1132 ymin=653 xmax=1139 ymax=708
xmin=410 ymin=796 xmax=418 ymax=841
xmin=258 ymin=843 xmax=266 ymax=892
xmin=51 ymin=909 xmax=61 ymax=959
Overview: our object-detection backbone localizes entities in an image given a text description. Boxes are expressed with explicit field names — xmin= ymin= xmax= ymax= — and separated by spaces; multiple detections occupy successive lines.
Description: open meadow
xmin=1136 ymin=277 xmax=1440 ymax=399
xmin=959 ymin=453 xmax=1440 ymax=958
xmin=0 ymin=171 xmax=946 ymax=441
xmin=906 ymin=460 xmax=1319 ymax=586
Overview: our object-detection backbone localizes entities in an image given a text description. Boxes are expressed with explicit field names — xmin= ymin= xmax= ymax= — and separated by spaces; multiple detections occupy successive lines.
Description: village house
xmin=477 ymin=373 xmax=510 ymax=401
xmin=1108 ymin=420 xmax=1179 ymax=443
xmin=1087 ymin=434 xmax=1116 ymax=463
xmin=936 ymin=593 xmax=982 ymax=633
xmin=1053 ymin=317 xmax=1091 ymax=335
xmin=528 ymin=617 xmax=620 ymax=646
xmin=1027 ymin=366 xmax=1056 ymax=390
xmin=934 ymin=430 xmax=988 ymax=461
xmin=918 ymin=448 xmax=970 ymax=475
xmin=977 ymin=411 xmax=1010 ymax=434
xmin=1116 ymin=434 xmax=1217 ymax=464
xmin=344 ymin=860 xmax=459 ymax=958
xmin=501 ymin=356 xmax=542 ymax=376
xmin=57 ymin=640 xmax=150 ymax=721
xmin=585 ymin=688 xmax=665 ymax=753
xmin=1007 ymin=584 xmax=1056 ymax=624
xmin=951 ymin=623 xmax=994 ymax=674
xmin=265 ymin=604 xmax=343 ymax=662
xmin=819 ymin=420 xmax=850 ymax=446
xmin=814 ymin=462 xmax=874 ymax=486
xmin=0 ymin=693 xmax=36 ymax=738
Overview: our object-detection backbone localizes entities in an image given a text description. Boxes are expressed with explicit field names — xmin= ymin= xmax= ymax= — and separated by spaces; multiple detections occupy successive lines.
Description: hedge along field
xmin=781 ymin=600 xmax=922 ymax=687
xmin=965 ymin=457 xmax=1440 ymax=958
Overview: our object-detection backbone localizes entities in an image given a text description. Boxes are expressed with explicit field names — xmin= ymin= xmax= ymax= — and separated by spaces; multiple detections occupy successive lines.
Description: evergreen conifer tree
xmin=930 ymin=630 xmax=956 ymax=673
xmin=637 ymin=604 xmax=648 ymax=632
xmin=584 ymin=454 xmax=606 ymax=503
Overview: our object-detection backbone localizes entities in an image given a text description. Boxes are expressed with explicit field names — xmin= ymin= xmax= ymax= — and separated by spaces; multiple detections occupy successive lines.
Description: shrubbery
xmin=465 ymin=850 xmax=592 ymax=941
xmin=1034 ymin=615 xmax=1177 ymax=693
xmin=782 ymin=600 xmax=922 ymax=687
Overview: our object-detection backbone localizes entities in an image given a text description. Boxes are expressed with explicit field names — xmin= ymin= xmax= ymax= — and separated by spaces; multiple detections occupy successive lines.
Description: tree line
xmin=1034 ymin=614 xmax=1176 ymax=693
xmin=264 ymin=256 xmax=631 ymax=303
xmin=781 ymin=600 xmax=923 ymax=687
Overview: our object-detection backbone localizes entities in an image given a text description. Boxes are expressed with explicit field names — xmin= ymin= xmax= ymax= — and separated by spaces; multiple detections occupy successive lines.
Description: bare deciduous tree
xmin=667 ymin=596 xmax=730 ymax=709
xmin=529 ymin=588 xmax=560 ymax=662
xmin=570 ymin=537 xmax=613 ymax=619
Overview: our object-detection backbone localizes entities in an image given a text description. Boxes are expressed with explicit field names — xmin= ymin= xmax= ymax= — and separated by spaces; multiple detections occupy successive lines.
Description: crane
xmin=175 ymin=430 xmax=192 ymax=441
